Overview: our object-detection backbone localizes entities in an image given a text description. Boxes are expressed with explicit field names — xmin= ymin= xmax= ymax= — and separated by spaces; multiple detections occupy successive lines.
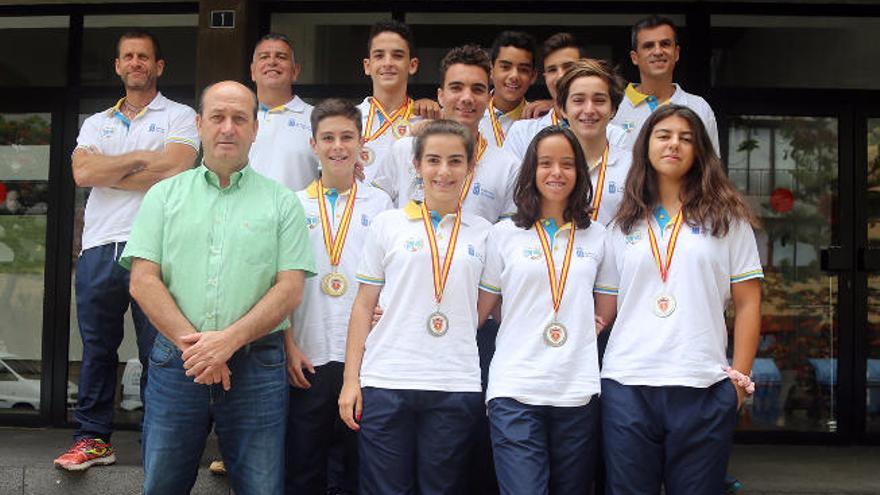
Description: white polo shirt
xmin=293 ymin=181 xmax=393 ymax=367
xmin=480 ymin=218 xmax=616 ymax=407
xmin=371 ymin=135 xmax=519 ymax=223
xmin=600 ymin=217 xmax=764 ymax=387
xmin=478 ymin=98 xmax=526 ymax=148
xmin=356 ymin=97 xmax=423 ymax=185
xmin=356 ymin=201 xmax=491 ymax=392
xmin=503 ymin=109 xmax=628 ymax=161
xmin=75 ymin=92 xmax=199 ymax=251
xmin=249 ymin=96 xmax=319 ymax=191
xmin=591 ymin=145 xmax=632 ymax=227
xmin=611 ymin=83 xmax=719 ymax=153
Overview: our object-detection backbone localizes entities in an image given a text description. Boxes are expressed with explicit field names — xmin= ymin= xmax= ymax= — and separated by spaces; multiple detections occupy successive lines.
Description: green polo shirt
xmin=120 ymin=163 xmax=316 ymax=333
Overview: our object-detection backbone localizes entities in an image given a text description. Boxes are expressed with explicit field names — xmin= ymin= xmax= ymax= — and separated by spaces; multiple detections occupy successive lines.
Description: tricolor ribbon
xmin=420 ymin=201 xmax=463 ymax=305
xmin=363 ymin=97 xmax=413 ymax=143
xmin=316 ymin=178 xmax=358 ymax=268
xmin=488 ymin=98 xmax=506 ymax=146
xmin=457 ymin=133 xmax=488 ymax=206
xmin=534 ymin=220 xmax=576 ymax=317
xmin=646 ymin=210 xmax=684 ymax=283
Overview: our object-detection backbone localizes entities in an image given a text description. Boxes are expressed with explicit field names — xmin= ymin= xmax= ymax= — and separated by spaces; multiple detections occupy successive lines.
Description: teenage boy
xmin=504 ymin=32 xmax=625 ymax=160
xmin=611 ymin=15 xmax=719 ymax=152
xmin=249 ymin=33 xmax=320 ymax=191
xmin=285 ymin=99 xmax=393 ymax=494
xmin=358 ymin=20 xmax=440 ymax=183
xmin=372 ymin=44 xmax=519 ymax=224
xmin=478 ymin=31 xmax=537 ymax=147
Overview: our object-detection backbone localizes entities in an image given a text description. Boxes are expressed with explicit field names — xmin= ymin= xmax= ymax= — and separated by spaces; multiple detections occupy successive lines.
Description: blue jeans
xmin=74 ymin=242 xmax=157 ymax=441
xmin=489 ymin=397 xmax=599 ymax=495
xmin=358 ymin=387 xmax=482 ymax=495
xmin=142 ymin=332 xmax=288 ymax=495
xmin=601 ymin=379 xmax=737 ymax=495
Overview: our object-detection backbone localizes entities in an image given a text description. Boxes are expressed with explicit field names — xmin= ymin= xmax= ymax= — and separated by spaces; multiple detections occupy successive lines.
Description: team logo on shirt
xmin=691 ymin=226 xmax=708 ymax=235
xmin=361 ymin=214 xmax=371 ymax=227
xmin=622 ymin=121 xmax=636 ymax=133
xmin=522 ymin=246 xmax=543 ymax=260
xmin=404 ymin=237 xmax=424 ymax=252
xmin=305 ymin=214 xmax=319 ymax=230
xmin=288 ymin=118 xmax=311 ymax=132
xmin=625 ymin=231 xmax=642 ymax=245
xmin=471 ymin=182 xmax=496 ymax=200
xmin=147 ymin=123 xmax=165 ymax=134
xmin=467 ymin=243 xmax=484 ymax=262
xmin=101 ymin=125 xmax=115 ymax=139
xmin=608 ymin=181 xmax=619 ymax=194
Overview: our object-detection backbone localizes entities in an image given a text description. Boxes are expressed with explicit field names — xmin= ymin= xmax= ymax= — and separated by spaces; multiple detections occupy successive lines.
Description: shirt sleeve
xmin=276 ymin=189 xmax=318 ymax=277
xmin=370 ymin=142 xmax=401 ymax=206
xmin=479 ymin=224 xmax=504 ymax=294
xmin=74 ymin=114 xmax=101 ymax=154
xmin=355 ymin=213 xmax=387 ymax=286
xmin=119 ymin=184 xmax=166 ymax=270
xmin=703 ymin=105 xmax=720 ymax=155
xmin=594 ymin=226 xmax=620 ymax=295
xmin=729 ymin=220 xmax=764 ymax=284
xmin=166 ymin=105 xmax=200 ymax=150
xmin=503 ymin=121 xmax=528 ymax=161
xmin=499 ymin=151 xmax=520 ymax=220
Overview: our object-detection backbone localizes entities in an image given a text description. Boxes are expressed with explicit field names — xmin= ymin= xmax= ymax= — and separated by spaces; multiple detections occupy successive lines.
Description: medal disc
xmin=360 ymin=146 xmax=375 ymax=167
xmin=426 ymin=311 xmax=449 ymax=337
xmin=321 ymin=273 xmax=348 ymax=297
xmin=543 ymin=321 xmax=568 ymax=347
xmin=652 ymin=293 xmax=677 ymax=318
xmin=391 ymin=118 xmax=411 ymax=139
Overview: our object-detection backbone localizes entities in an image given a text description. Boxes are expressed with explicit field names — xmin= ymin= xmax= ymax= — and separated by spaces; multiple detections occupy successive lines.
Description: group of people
xmin=55 ymin=14 xmax=763 ymax=495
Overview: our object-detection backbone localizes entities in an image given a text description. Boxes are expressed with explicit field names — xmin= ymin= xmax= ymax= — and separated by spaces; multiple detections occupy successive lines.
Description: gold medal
xmin=652 ymin=293 xmax=676 ymax=318
xmin=360 ymin=146 xmax=375 ymax=167
xmin=543 ymin=320 xmax=568 ymax=347
xmin=391 ymin=117 xmax=411 ymax=139
xmin=535 ymin=220 xmax=576 ymax=347
xmin=321 ymin=272 xmax=348 ymax=297
xmin=427 ymin=310 xmax=449 ymax=337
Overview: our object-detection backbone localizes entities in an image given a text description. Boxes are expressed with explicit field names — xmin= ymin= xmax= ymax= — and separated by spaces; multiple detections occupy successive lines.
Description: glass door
xmin=862 ymin=118 xmax=880 ymax=435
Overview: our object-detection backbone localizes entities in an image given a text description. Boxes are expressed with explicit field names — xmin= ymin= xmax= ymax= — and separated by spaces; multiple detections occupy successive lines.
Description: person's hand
xmin=412 ymin=99 xmax=441 ymax=120
xmin=521 ymin=99 xmax=553 ymax=119
xmin=180 ymin=331 xmax=238 ymax=390
xmin=354 ymin=160 xmax=365 ymax=182
xmin=285 ymin=340 xmax=315 ymax=389
xmin=595 ymin=315 xmax=607 ymax=334
xmin=723 ymin=366 xmax=755 ymax=411
xmin=371 ymin=305 xmax=384 ymax=328
xmin=338 ymin=379 xmax=363 ymax=431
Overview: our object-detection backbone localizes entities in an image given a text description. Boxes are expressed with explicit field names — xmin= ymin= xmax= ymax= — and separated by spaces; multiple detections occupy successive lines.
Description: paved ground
xmin=0 ymin=427 xmax=878 ymax=494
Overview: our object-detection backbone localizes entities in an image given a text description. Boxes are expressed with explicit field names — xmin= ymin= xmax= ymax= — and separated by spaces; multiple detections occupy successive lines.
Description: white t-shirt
xmin=293 ymin=181 xmax=393 ymax=366
xmin=356 ymin=201 xmax=491 ymax=392
xmin=503 ymin=109 xmax=628 ymax=161
xmin=611 ymin=83 xmax=719 ymax=153
xmin=75 ymin=92 xmax=199 ymax=251
xmin=371 ymin=135 xmax=519 ymax=223
xmin=591 ymin=145 xmax=632 ymax=227
xmin=356 ymin=97 xmax=423 ymax=185
xmin=600 ymin=217 xmax=764 ymax=387
xmin=478 ymin=98 xmax=525 ymax=148
xmin=481 ymin=218 xmax=615 ymax=406
xmin=249 ymin=96 xmax=319 ymax=191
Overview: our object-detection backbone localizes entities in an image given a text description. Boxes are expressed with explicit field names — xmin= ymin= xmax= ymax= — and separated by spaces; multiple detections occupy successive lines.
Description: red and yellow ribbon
xmin=534 ymin=220 xmax=576 ymax=315
xmin=420 ymin=201 xmax=463 ymax=305
xmin=316 ymin=178 xmax=358 ymax=268
xmin=550 ymin=109 xmax=559 ymax=126
xmin=488 ymin=98 xmax=506 ymax=147
xmin=458 ymin=133 xmax=488 ymax=206
xmin=645 ymin=210 xmax=684 ymax=283
xmin=363 ymin=97 xmax=413 ymax=142
xmin=590 ymin=144 xmax=610 ymax=221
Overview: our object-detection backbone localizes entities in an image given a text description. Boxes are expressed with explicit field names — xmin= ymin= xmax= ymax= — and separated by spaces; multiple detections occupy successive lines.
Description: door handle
xmin=820 ymin=246 xmax=852 ymax=271
xmin=858 ymin=246 xmax=880 ymax=271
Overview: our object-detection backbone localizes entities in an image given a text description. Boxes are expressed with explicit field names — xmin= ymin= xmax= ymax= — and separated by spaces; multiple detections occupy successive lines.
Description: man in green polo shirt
xmin=120 ymin=80 xmax=316 ymax=495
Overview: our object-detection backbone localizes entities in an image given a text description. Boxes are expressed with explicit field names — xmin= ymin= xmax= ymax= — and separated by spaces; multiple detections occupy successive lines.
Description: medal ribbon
xmin=457 ymin=133 xmax=488 ymax=206
xmin=534 ymin=220 xmax=576 ymax=316
xmin=363 ymin=97 xmax=413 ymax=143
xmin=420 ymin=202 xmax=463 ymax=305
xmin=590 ymin=144 xmax=610 ymax=221
xmin=488 ymin=98 xmax=506 ymax=146
xmin=646 ymin=210 xmax=684 ymax=283
xmin=550 ymin=109 xmax=559 ymax=126
xmin=316 ymin=178 xmax=358 ymax=267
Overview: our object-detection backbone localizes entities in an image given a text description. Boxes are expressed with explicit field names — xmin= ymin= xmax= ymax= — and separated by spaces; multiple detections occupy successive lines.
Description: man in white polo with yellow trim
xmin=55 ymin=29 xmax=199 ymax=471
xmin=248 ymin=33 xmax=319 ymax=191
xmin=611 ymin=15 xmax=720 ymax=153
